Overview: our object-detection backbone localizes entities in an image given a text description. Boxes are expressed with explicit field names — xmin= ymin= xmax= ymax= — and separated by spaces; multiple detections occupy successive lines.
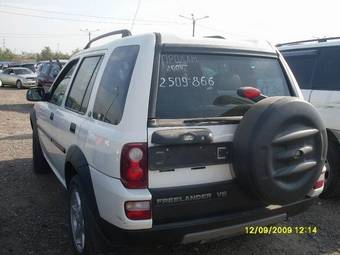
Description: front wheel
xmin=16 ymin=80 xmax=23 ymax=89
xmin=68 ymin=176 xmax=107 ymax=255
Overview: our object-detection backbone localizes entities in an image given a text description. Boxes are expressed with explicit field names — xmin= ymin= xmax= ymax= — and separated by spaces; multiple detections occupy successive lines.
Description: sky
xmin=0 ymin=0 xmax=339 ymax=54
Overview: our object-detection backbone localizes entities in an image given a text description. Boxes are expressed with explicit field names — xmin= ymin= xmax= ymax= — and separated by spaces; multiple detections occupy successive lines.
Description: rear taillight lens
xmin=121 ymin=143 xmax=148 ymax=189
xmin=125 ymin=201 xmax=151 ymax=220
xmin=314 ymin=179 xmax=324 ymax=189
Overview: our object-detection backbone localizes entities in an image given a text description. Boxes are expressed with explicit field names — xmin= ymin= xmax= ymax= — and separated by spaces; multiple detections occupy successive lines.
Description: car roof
xmin=278 ymin=37 xmax=340 ymax=51
xmin=9 ymin=67 xmax=32 ymax=71
xmin=75 ymin=32 xmax=277 ymax=57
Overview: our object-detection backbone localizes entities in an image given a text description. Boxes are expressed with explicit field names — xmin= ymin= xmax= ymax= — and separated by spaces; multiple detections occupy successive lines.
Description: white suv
xmin=27 ymin=30 xmax=327 ymax=254
xmin=279 ymin=37 xmax=340 ymax=198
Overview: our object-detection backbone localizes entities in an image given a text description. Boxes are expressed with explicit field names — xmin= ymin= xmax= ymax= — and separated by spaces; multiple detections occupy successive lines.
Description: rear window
xmin=14 ymin=68 xmax=32 ymax=75
xmin=156 ymin=53 xmax=290 ymax=119
xmin=282 ymin=50 xmax=318 ymax=90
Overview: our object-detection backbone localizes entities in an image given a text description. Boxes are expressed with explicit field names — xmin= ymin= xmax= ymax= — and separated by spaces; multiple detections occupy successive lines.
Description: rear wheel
xmin=68 ymin=175 xmax=107 ymax=255
xmin=16 ymin=80 xmax=23 ymax=89
xmin=32 ymin=124 xmax=51 ymax=174
xmin=320 ymin=142 xmax=340 ymax=198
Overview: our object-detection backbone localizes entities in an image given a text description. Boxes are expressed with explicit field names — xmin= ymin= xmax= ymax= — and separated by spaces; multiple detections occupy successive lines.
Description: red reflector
xmin=125 ymin=201 xmax=151 ymax=220
xmin=314 ymin=179 xmax=324 ymax=189
xmin=243 ymin=87 xmax=261 ymax=99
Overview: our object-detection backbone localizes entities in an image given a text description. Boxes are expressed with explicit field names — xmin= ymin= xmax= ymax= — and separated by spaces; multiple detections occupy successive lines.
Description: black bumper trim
xmin=96 ymin=197 xmax=315 ymax=246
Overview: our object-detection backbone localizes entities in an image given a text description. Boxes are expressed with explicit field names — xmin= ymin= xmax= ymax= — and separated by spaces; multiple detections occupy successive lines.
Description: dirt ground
xmin=0 ymin=88 xmax=340 ymax=255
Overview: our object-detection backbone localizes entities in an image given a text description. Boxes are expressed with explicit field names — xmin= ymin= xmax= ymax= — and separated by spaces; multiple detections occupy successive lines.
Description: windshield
xmin=155 ymin=53 xmax=290 ymax=119
xmin=14 ymin=68 xmax=33 ymax=75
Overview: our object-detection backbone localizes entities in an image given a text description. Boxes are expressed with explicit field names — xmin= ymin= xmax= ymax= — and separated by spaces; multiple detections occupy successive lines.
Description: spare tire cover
xmin=233 ymin=96 xmax=327 ymax=205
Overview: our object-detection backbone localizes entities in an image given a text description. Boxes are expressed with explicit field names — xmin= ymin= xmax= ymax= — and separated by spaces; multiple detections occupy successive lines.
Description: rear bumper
xmin=97 ymin=197 xmax=315 ymax=246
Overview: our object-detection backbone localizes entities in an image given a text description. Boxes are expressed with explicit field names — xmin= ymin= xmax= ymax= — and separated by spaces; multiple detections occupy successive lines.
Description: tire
xmin=16 ymin=80 xmax=23 ymax=89
xmin=68 ymin=175 xmax=107 ymax=255
xmin=32 ymin=124 xmax=51 ymax=174
xmin=320 ymin=142 xmax=340 ymax=198
xmin=233 ymin=96 xmax=327 ymax=205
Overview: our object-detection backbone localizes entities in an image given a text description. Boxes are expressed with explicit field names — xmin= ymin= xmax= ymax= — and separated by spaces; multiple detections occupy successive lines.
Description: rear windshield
xmin=14 ymin=68 xmax=32 ymax=75
xmin=155 ymin=53 xmax=290 ymax=119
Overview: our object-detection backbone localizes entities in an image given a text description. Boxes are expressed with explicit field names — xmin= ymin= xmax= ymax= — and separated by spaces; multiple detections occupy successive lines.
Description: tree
xmin=71 ymin=48 xmax=81 ymax=56
xmin=38 ymin=46 xmax=54 ymax=61
xmin=0 ymin=48 xmax=16 ymax=61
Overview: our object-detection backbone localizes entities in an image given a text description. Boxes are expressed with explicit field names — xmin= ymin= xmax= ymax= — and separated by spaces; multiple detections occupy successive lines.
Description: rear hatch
xmin=148 ymin=47 xmax=292 ymax=224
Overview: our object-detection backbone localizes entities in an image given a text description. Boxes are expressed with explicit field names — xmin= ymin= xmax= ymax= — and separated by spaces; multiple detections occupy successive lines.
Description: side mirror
xmin=26 ymin=87 xmax=46 ymax=101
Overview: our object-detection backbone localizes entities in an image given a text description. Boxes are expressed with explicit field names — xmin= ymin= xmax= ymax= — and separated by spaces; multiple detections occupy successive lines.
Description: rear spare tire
xmin=233 ymin=97 xmax=327 ymax=205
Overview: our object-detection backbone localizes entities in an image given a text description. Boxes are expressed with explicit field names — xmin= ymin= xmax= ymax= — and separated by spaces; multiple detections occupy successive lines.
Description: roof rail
xmin=204 ymin=35 xmax=226 ymax=39
xmin=84 ymin=29 xmax=132 ymax=49
xmin=276 ymin=36 xmax=340 ymax=47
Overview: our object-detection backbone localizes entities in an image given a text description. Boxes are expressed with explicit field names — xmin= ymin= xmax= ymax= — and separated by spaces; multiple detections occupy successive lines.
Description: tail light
xmin=313 ymin=179 xmax=324 ymax=189
xmin=121 ymin=143 xmax=148 ymax=189
xmin=125 ymin=201 xmax=151 ymax=220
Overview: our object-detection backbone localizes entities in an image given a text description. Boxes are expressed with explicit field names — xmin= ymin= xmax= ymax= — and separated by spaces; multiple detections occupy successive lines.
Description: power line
xmin=0 ymin=4 xmax=184 ymax=25
xmin=130 ymin=0 xmax=142 ymax=31
xmin=179 ymin=13 xmax=209 ymax=37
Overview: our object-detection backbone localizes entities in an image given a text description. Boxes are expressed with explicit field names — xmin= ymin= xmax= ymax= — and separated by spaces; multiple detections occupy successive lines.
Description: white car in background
xmin=0 ymin=67 xmax=37 ymax=89
xmin=279 ymin=37 xmax=340 ymax=198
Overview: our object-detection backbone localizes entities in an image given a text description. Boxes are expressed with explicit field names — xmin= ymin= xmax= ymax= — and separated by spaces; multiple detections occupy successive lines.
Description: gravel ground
xmin=0 ymin=88 xmax=340 ymax=255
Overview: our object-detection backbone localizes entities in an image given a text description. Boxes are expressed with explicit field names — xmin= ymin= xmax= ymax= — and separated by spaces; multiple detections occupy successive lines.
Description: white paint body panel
xmin=90 ymin=166 xmax=152 ymax=230
xmin=309 ymin=90 xmax=340 ymax=132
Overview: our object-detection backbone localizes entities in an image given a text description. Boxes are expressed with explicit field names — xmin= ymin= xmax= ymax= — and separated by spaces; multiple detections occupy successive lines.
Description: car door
xmin=309 ymin=46 xmax=340 ymax=132
xmin=281 ymin=49 xmax=319 ymax=101
xmin=1 ymin=69 xmax=10 ymax=84
xmin=52 ymin=54 xmax=103 ymax=180
xmin=36 ymin=60 xmax=79 ymax=181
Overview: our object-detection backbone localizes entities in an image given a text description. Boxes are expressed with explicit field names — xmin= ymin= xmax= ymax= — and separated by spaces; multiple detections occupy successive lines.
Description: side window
xmin=313 ymin=47 xmax=340 ymax=90
xmin=41 ymin=63 xmax=50 ymax=75
xmin=50 ymin=60 xmax=78 ymax=106
xmin=92 ymin=45 xmax=139 ymax=125
xmin=282 ymin=50 xmax=318 ymax=90
xmin=65 ymin=56 xmax=102 ymax=113
xmin=50 ymin=63 xmax=61 ymax=78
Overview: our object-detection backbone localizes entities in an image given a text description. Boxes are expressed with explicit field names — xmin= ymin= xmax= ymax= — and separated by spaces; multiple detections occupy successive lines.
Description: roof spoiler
xmin=84 ymin=29 xmax=132 ymax=49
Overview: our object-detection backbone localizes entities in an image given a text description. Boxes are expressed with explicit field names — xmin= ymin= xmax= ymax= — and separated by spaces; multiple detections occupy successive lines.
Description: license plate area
xmin=149 ymin=142 xmax=233 ymax=171
xmin=150 ymin=181 xmax=264 ymax=224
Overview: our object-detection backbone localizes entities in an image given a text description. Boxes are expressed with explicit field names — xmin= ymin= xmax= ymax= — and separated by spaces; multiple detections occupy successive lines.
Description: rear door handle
xmin=50 ymin=112 xmax=54 ymax=120
xmin=70 ymin=122 xmax=76 ymax=134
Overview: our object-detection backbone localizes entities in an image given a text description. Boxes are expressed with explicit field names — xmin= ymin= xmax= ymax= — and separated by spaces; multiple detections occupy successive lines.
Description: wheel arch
xmin=65 ymin=145 xmax=99 ymax=216
xmin=327 ymin=129 xmax=340 ymax=146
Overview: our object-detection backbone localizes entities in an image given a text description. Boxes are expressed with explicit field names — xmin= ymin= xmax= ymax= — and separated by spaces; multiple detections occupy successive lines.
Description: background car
xmin=0 ymin=67 xmax=37 ymax=89
xmin=10 ymin=63 xmax=37 ymax=73
xmin=37 ymin=60 xmax=67 ymax=91
xmin=278 ymin=37 xmax=340 ymax=198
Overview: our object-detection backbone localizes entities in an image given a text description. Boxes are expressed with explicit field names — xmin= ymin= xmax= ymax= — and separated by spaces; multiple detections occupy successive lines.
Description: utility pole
xmin=2 ymin=38 xmax=5 ymax=50
xmin=80 ymin=29 xmax=100 ymax=42
xmin=179 ymin=13 xmax=209 ymax=37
